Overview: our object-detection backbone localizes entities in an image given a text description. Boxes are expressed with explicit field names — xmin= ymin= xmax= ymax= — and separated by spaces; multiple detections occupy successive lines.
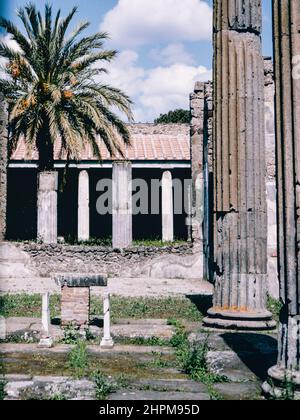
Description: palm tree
xmin=0 ymin=2 xmax=133 ymax=171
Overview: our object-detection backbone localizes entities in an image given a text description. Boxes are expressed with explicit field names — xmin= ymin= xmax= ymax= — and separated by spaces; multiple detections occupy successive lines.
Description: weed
xmin=267 ymin=296 xmax=283 ymax=323
xmin=0 ymin=381 xmax=6 ymax=400
xmin=61 ymin=324 xmax=80 ymax=345
xmin=68 ymin=341 xmax=89 ymax=379
xmin=92 ymin=371 xmax=115 ymax=400
xmin=170 ymin=321 xmax=229 ymax=398
xmin=269 ymin=376 xmax=297 ymax=401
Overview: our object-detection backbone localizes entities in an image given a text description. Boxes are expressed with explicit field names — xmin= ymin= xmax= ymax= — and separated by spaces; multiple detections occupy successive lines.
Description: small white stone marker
xmin=100 ymin=293 xmax=114 ymax=349
xmin=38 ymin=292 xmax=53 ymax=348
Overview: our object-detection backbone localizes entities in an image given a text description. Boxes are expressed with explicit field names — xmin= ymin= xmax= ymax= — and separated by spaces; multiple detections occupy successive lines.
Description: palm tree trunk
xmin=37 ymin=113 xmax=54 ymax=171
xmin=36 ymin=112 xmax=58 ymax=243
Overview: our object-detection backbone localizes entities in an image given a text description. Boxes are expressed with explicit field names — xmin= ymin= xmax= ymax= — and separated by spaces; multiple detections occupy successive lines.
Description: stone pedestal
xmin=263 ymin=0 xmax=300 ymax=398
xmin=0 ymin=95 xmax=8 ymax=241
xmin=162 ymin=171 xmax=174 ymax=242
xmin=78 ymin=170 xmax=90 ymax=242
xmin=203 ymin=0 xmax=276 ymax=331
xmin=53 ymin=274 xmax=107 ymax=327
xmin=112 ymin=161 xmax=132 ymax=249
xmin=37 ymin=171 xmax=58 ymax=244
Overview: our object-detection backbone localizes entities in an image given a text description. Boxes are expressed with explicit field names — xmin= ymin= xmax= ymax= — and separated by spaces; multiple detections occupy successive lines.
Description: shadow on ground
xmin=222 ymin=333 xmax=278 ymax=381
xmin=186 ymin=294 xmax=213 ymax=317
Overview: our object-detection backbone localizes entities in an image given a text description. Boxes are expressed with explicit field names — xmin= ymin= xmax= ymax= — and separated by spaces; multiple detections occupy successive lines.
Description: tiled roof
xmin=10 ymin=124 xmax=191 ymax=162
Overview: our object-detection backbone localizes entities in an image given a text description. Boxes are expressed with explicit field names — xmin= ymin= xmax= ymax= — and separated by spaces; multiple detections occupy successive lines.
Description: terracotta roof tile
xmin=10 ymin=124 xmax=191 ymax=162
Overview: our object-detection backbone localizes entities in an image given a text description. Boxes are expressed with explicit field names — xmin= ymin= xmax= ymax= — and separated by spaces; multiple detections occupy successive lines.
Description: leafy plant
xmin=61 ymin=323 xmax=83 ymax=345
xmin=0 ymin=381 xmax=6 ymax=400
xmin=92 ymin=371 xmax=114 ymax=400
xmin=68 ymin=340 xmax=89 ymax=378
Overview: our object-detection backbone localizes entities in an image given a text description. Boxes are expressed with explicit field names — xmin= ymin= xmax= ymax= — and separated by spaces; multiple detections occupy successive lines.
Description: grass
xmin=132 ymin=239 xmax=188 ymax=247
xmin=38 ymin=236 xmax=188 ymax=248
xmin=97 ymin=296 xmax=203 ymax=322
xmin=0 ymin=294 xmax=60 ymax=318
xmin=0 ymin=294 xmax=203 ymax=322
xmin=115 ymin=336 xmax=170 ymax=347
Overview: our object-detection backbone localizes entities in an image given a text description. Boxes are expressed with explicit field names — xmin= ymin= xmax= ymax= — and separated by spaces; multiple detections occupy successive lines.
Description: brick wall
xmin=61 ymin=286 xmax=90 ymax=326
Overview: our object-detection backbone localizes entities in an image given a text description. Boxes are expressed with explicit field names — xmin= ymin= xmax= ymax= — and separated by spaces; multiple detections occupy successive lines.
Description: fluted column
xmin=204 ymin=0 xmax=275 ymax=330
xmin=0 ymin=95 xmax=8 ymax=241
xmin=112 ymin=161 xmax=132 ymax=249
xmin=78 ymin=170 xmax=90 ymax=242
xmin=263 ymin=0 xmax=300 ymax=398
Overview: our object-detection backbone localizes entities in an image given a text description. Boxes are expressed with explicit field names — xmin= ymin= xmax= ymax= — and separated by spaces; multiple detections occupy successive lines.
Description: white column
xmin=100 ymin=293 xmax=114 ymax=349
xmin=37 ymin=171 xmax=58 ymax=244
xmin=38 ymin=292 xmax=53 ymax=348
xmin=162 ymin=171 xmax=174 ymax=242
xmin=112 ymin=161 xmax=132 ymax=249
xmin=78 ymin=170 xmax=90 ymax=242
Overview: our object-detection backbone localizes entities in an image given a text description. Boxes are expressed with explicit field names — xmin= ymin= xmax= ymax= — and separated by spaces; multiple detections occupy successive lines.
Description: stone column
xmin=78 ymin=170 xmax=90 ymax=242
xmin=112 ymin=161 xmax=132 ymax=249
xmin=203 ymin=0 xmax=276 ymax=330
xmin=0 ymin=95 xmax=8 ymax=241
xmin=37 ymin=171 xmax=58 ymax=244
xmin=38 ymin=292 xmax=53 ymax=348
xmin=100 ymin=292 xmax=114 ymax=349
xmin=162 ymin=171 xmax=174 ymax=242
xmin=263 ymin=0 xmax=300 ymax=398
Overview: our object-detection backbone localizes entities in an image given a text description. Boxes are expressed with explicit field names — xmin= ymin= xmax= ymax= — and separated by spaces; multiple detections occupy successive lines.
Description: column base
xmin=262 ymin=366 xmax=300 ymax=400
xmin=203 ymin=308 xmax=276 ymax=331
xmin=38 ymin=337 xmax=54 ymax=349
xmin=100 ymin=338 xmax=114 ymax=350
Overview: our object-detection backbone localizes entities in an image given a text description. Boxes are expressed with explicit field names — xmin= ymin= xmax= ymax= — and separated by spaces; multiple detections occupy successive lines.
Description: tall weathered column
xmin=162 ymin=171 xmax=174 ymax=242
xmin=203 ymin=0 xmax=276 ymax=330
xmin=0 ymin=95 xmax=8 ymax=241
xmin=263 ymin=1 xmax=300 ymax=398
xmin=37 ymin=171 xmax=58 ymax=244
xmin=112 ymin=161 xmax=132 ymax=249
xmin=78 ymin=170 xmax=90 ymax=242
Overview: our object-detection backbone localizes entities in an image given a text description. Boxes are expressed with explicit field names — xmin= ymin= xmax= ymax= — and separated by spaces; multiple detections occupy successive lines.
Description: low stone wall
xmin=17 ymin=242 xmax=204 ymax=280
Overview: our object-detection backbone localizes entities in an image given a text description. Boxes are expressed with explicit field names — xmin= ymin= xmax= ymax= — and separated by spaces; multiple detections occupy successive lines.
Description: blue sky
xmin=2 ymin=0 xmax=273 ymax=122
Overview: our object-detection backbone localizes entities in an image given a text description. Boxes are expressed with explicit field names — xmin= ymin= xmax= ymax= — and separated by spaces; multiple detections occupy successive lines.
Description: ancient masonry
xmin=263 ymin=0 xmax=300 ymax=398
xmin=203 ymin=0 xmax=276 ymax=330
xmin=0 ymin=95 xmax=8 ymax=241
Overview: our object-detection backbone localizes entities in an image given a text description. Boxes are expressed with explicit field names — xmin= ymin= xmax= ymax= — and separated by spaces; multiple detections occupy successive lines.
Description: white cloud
xmin=100 ymin=0 xmax=212 ymax=48
xmin=102 ymin=50 xmax=212 ymax=122
xmin=149 ymin=43 xmax=196 ymax=66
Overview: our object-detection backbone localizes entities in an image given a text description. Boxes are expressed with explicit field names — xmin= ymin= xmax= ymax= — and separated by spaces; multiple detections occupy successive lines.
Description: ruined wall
xmin=0 ymin=95 xmax=8 ymax=241
xmin=18 ymin=242 xmax=205 ymax=280
xmin=127 ymin=123 xmax=190 ymax=136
